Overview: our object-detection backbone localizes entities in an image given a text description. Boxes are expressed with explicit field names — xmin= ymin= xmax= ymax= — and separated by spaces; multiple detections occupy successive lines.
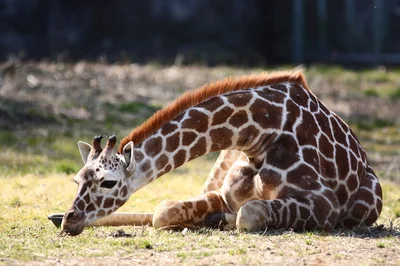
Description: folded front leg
xmin=152 ymin=191 xmax=232 ymax=229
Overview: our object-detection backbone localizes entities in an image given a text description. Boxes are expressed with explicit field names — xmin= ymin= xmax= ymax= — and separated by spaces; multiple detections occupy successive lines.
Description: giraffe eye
xmin=100 ymin=180 xmax=117 ymax=189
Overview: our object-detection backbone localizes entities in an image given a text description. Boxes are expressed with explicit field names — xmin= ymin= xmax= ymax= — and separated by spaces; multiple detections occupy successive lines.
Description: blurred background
xmin=0 ymin=0 xmax=399 ymax=182
xmin=1 ymin=0 xmax=400 ymax=65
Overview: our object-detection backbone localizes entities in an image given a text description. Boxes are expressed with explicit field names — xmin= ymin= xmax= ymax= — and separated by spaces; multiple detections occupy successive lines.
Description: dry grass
xmin=1 ymin=62 xmax=400 ymax=265
xmin=0 ymin=156 xmax=400 ymax=265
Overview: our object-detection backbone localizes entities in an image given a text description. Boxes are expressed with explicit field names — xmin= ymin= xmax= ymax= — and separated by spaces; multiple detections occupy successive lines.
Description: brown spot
xmin=106 ymin=209 xmax=113 ymax=216
xmin=357 ymin=161 xmax=366 ymax=182
xmin=83 ymin=194 xmax=91 ymax=204
xmin=299 ymin=206 xmax=310 ymax=220
xmin=309 ymin=99 xmax=318 ymax=112
xmin=86 ymin=203 xmax=96 ymax=212
xmin=318 ymin=134 xmax=334 ymax=158
xmin=120 ymin=186 xmax=128 ymax=197
xmin=351 ymin=203 xmax=369 ymax=220
xmin=326 ymin=180 xmax=338 ymax=190
xmin=356 ymin=188 xmax=374 ymax=205
xmin=140 ymin=160 xmax=151 ymax=173
xmin=98 ymin=210 xmax=105 ymax=217
xmin=166 ymin=132 xmax=180 ymax=152
xmin=184 ymin=202 xmax=193 ymax=208
xmin=128 ymin=150 xmax=139 ymax=163
xmin=289 ymin=84 xmax=309 ymax=107
xmin=156 ymin=154 xmax=169 ymax=170
xmin=182 ymin=109 xmax=209 ymax=133
xmin=348 ymin=135 xmax=360 ymax=156
xmin=233 ymin=170 xmax=256 ymax=203
xmin=190 ymin=137 xmax=207 ymax=159
xmin=283 ymin=100 xmax=301 ymax=131
xmin=260 ymin=168 xmax=282 ymax=197
xmin=296 ymin=111 xmax=318 ymax=146
xmin=270 ymin=84 xmax=289 ymax=93
xmin=226 ymin=92 xmax=253 ymax=107
xmin=84 ymin=170 xmax=94 ymax=180
xmin=95 ymin=196 xmax=103 ymax=207
xmin=256 ymin=90 xmax=285 ymax=104
xmin=250 ymin=99 xmax=282 ymax=129
xmin=287 ymin=165 xmax=320 ymax=190
xmin=237 ymin=125 xmax=260 ymax=147
xmin=161 ymin=122 xmax=178 ymax=135
xmin=265 ymin=134 xmax=299 ymax=169
xmin=349 ymin=153 xmax=358 ymax=172
xmin=320 ymin=156 xmax=336 ymax=179
xmin=336 ymin=146 xmax=350 ymax=179
xmin=197 ymin=96 xmax=224 ymax=112
xmin=195 ymin=200 xmax=208 ymax=218
xmin=164 ymin=164 xmax=172 ymax=173
xmin=144 ymin=137 xmax=163 ymax=157
xmin=221 ymin=162 xmax=229 ymax=171
xmin=208 ymin=193 xmax=223 ymax=211
xmin=182 ymin=131 xmax=197 ymax=146
xmin=334 ymin=114 xmax=349 ymax=133
xmin=347 ymin=174 xmax=359 ymax=192
xmin=77 ymin=199 xmax=85 ymax=211
xmin=330 ymin=117 xmax=347 ymax=144
xmin=313 ymin=196 xmax=331 ymax=224
xmin=315 ymin=112 xmax=333 ymax=142
xmin=288 ymin=202 xmax=297 ymax=225
xmin=173 ymin=150 xmax=187 ymax=168
xmin=212 ymin=106 xmax=234 ymax=126
xmin=319 ymin=101 xmax=331 ymax=116
xmin=229 ymin=110 xmax=248 ymax=128
xmin=336 ymin=184 xmax=349 ymax=206
xmin=209 ymin=127 xmax=233 ymax=151
xmin=305 ymin=217 xmax=318 ymax=230
xmin=167 ymin=207 xmax=181 ymax=220
xmin=302 ymin=148 xmax=320 ymax=173
xmin=103 ymin=198 xmax=115 ymax=208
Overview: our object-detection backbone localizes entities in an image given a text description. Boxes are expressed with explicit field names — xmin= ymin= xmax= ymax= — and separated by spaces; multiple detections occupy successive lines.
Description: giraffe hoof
xmin=204 ymin=213 xmax=227 ymax=230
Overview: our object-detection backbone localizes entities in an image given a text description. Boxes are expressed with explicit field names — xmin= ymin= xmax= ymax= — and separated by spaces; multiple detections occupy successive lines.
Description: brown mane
xmin=118 ymin=70 xmax=308 ymax=152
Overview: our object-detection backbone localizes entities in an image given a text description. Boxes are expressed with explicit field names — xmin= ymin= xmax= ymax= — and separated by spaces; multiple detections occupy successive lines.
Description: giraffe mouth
xmin=61 ymin=210 xmax=87 ymax=236
xmin=61 ymin=220 xmax=86 ymax=236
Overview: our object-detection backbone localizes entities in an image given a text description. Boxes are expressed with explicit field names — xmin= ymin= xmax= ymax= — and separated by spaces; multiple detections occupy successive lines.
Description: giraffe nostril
xmin=66 ymin=210 xmax=75 ymax=220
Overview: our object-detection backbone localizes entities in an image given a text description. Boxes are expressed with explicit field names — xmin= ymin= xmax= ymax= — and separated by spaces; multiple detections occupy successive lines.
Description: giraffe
xmin=60 ymin=70 xmax=383 ymax=236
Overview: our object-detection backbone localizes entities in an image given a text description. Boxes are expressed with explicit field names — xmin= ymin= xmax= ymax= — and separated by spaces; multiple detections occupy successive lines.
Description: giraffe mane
xmin=118 ymin=70 xmax=308 ymax=152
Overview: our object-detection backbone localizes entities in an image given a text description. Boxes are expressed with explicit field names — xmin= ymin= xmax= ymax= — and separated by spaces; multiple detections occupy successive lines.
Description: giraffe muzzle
xmin=61 ymin=208 xmax=86 ymax=236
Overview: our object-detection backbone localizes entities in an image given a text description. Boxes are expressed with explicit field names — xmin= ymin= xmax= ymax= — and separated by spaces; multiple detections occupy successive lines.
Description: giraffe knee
xmin=153 ymin=200 xmax=182 ymax=229
xmin=236 ymin=201 xmax=269 ymax=231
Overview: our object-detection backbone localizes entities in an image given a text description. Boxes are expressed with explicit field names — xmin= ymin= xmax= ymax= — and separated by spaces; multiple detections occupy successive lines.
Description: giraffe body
xmin=61 ymin=71 xmax=382 ymax=235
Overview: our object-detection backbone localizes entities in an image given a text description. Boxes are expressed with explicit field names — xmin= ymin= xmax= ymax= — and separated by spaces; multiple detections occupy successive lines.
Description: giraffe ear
xmin=78 ymin=141 xmax=92 ymax=164
xmin=122 ymin=141 xmax=136 ymax=173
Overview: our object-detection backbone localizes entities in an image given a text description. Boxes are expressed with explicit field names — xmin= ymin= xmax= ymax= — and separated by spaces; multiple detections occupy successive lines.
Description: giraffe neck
xmin=130 ymin=87 xmax=282 ymax=182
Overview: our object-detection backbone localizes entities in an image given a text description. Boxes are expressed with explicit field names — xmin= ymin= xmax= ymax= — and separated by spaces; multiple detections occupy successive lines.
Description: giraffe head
xmin=61 ymin=135 xmax=139 ymax=236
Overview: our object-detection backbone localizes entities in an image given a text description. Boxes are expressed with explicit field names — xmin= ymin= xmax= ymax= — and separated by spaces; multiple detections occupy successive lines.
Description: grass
xmin=0 ymin=63 xmax=399 ymax=265
xmin=0 ymin=165 xmax=400 ymax=264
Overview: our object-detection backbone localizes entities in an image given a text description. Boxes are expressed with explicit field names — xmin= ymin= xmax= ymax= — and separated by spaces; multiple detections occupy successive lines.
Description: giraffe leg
xmin=341 ymin=166 xmax=383 ymax=227
xmin=201 ymin=150 xmax=243 ymax=193
xmin=236 ymin=191 xmax=341 ymax=232
xmin=152 ymin=190 xmax=230 ymax=230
